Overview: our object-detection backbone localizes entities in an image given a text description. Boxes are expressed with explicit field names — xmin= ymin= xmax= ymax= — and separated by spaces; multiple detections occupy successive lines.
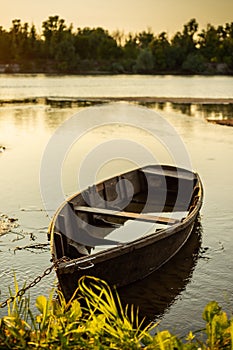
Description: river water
xmin=0 ymin=74 xmax=233 ymax=99
xmin=0 ymin=74 xmax=233 ymax=337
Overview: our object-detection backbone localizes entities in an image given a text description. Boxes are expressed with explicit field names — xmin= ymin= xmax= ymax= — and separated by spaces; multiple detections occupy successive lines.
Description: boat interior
xmin=52 ymin=166 xmax=201 ymax=259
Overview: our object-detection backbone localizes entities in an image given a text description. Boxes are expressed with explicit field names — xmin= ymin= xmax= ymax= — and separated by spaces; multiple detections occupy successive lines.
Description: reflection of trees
xmin=118 ymin=218 xmax=203 ymax=323
xmin=171 ymin=103 xmax=192 ymax=116
xmin=0 ymin=17 xmax=232 ymax=74
xmin=197 ymin=104 xmax=233 ymax=120
xmin=138 ymin=102 xmax=166 ymax=110
xmin=140 ymin=101 xmax=233 ymax=120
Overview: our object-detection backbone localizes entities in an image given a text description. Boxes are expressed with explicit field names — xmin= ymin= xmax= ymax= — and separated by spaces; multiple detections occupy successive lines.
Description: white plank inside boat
xmin=93 ymin=211 xmax=188 ymax=253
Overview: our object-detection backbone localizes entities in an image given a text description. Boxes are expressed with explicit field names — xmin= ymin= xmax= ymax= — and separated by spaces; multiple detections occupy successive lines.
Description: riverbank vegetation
xmin=0 ymin=276 xmax=232 ymax=349
xmin=0 ymin=17 xmax=233 ymax=75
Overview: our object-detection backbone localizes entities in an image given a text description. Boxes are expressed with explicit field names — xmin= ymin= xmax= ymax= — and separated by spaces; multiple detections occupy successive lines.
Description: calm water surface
xmin=0 ymin=74 xmax=233 ymax=99
xmin=0 ymin=75 xmax=233 ymax=337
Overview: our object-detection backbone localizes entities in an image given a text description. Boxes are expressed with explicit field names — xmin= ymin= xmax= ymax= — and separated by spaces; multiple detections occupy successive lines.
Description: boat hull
xmin=56 ymin=216 xmax=196 ymax=301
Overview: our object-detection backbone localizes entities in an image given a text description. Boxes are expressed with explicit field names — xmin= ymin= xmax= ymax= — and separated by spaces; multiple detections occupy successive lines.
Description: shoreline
xmin=65 ymin=96 xmax=233 ymax=104
xmin=0 ymin=96 xmax=233 ymax=105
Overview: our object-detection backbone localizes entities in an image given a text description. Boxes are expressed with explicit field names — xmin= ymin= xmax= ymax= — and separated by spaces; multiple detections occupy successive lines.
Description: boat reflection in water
xmin=118 ymin=218 xmax=202 ymax=322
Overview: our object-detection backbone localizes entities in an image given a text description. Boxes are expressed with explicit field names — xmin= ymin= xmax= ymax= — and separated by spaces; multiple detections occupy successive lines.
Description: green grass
xmin=0 ymin=276 xmax=232 ymax=349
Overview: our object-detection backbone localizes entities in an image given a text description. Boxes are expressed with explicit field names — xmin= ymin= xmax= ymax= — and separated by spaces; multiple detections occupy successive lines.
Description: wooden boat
xmin=49 ymin=164 xmax=203 ymax=301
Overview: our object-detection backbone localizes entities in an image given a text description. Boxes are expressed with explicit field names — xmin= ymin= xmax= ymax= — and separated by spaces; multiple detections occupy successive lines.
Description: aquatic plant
xmin=0 ymin=276 xmax=232 ymax=349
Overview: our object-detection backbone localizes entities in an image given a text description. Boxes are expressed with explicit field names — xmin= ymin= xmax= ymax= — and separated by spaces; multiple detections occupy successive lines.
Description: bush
xmin=182 ymin=53 xmax=206 ymax=73
xmin=134 ymin=49 xmax=154 ymax=73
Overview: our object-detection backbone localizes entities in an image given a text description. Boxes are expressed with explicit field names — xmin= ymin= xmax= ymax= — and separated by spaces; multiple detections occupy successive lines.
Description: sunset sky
xmin=0 ymin=0 xmax=232 ymax=36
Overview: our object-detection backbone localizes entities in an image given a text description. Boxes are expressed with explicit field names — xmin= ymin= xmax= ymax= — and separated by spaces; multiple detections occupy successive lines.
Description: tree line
xmin=0 ymin=16 xmax=232 ymax=74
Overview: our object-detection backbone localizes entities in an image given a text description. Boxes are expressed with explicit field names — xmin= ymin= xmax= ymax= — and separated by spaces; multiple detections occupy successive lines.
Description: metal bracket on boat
xmin=77 ymin=261 xmax=95 ymax=270
xmin=65 ymin=257 xmax=95 ymax=270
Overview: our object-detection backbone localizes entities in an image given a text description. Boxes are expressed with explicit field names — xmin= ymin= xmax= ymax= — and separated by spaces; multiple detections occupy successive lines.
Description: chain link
xmin=0 ymin=256 xmax=70 ymax=309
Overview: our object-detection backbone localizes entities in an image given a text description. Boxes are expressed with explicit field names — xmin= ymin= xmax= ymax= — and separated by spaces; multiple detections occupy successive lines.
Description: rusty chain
xmin=0 ymin=256 xmax=70 ymax=309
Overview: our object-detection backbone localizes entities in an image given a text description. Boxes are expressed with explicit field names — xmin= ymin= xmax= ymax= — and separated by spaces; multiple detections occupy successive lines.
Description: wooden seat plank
xmin=74 ymin=205 xmax=179 ymax=225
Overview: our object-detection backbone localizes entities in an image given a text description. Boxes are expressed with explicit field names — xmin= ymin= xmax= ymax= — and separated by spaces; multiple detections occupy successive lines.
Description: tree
xmin=150 ymin=32 xmax=171 ymax=70
xmin=171 ymin=18 xmax=199 ymax=68
xmin=137 ymin=29 xmax=154 ymax=49
xmin=55 ymin=38 xmax=77 ymax=72
xmin=42 ymin=15 xmax=66 ymax=41
xmin=112 ymin=29 xmax=125 ymax=47
xmin=74 ymin=27 xmax=120 ymax=61
xmin=198 ymin=22 xmax=233 ymax=69
xmin=198 ymin=24 xmax=219 ymax=62
xmin=134 ymin=48 xmax=154 ymax=73
xmin=182 ymin=53 xmax=205 ymax=73
xmin=183 ymin=18 xmax=198 ymax=39
xmin=42 ymin=15 xmax=68 ymax=58
xmin=123 ymin=33 xmax=139 ymax=59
